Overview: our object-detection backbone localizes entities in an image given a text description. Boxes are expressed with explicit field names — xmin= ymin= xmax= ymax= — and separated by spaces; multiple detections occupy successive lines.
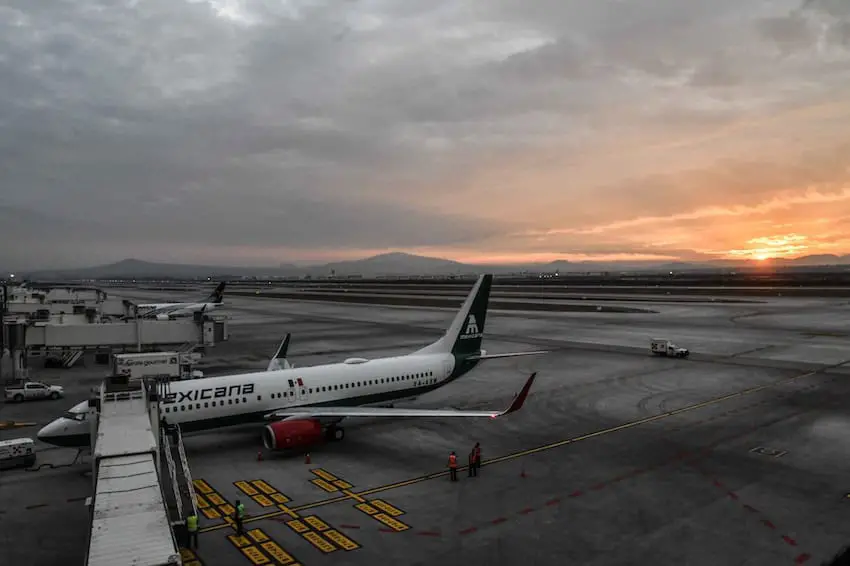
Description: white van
xmin=0 ymin=437 xmax=36 ymax=470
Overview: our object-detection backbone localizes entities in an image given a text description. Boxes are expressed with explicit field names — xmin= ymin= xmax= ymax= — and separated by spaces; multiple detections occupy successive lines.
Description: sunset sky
xmin=2 ymin=0 xmax=849 ymax=269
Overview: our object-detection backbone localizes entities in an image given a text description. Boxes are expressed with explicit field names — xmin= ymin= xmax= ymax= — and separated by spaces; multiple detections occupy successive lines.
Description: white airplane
xmin=38 ymin=274 xmax=546 ymax=451
xmin=126 ymin=282 xmax=227 ymax=320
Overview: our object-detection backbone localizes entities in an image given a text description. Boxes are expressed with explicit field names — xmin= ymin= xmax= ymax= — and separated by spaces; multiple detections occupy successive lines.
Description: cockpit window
xmin=63 ymin=411 xmax=86 ymax=421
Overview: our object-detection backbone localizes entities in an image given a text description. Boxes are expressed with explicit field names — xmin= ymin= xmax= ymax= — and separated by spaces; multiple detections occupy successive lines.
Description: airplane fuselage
xmin=161 ymin=352 xmax=461 ymax=433
xmin=137 ymin=301 xmax=222 ymax=317
xmin=38 ymin=352 xmax=470 ymax=447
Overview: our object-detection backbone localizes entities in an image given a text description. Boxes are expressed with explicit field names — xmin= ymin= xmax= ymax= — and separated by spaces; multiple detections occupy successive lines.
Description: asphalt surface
xmin=3 ymin=287 xmax=850 ymax=566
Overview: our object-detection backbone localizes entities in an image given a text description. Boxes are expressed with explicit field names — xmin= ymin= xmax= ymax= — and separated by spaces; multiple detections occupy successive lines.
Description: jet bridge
xmin=0 ymin=314 xmax=228 ymax=378
xmin=13 ymin=315 xmax=227 ymax=350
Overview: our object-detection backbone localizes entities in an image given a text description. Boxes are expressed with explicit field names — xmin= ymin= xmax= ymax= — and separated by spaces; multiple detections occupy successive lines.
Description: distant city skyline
xmin=2 ymin=0 xmax=849 ymax=270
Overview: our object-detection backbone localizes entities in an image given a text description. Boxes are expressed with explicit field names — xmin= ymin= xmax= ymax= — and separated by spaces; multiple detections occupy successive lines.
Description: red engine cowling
xmin=262 ymin=419 xmax=324 ymax=450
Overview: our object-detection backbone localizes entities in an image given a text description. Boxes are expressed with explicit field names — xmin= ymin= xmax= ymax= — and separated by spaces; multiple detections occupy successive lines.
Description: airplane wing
xmin=264 ymin=372 xmax=537 ymax=420
xmin=467 ymin=350 xmax=549 ymax=360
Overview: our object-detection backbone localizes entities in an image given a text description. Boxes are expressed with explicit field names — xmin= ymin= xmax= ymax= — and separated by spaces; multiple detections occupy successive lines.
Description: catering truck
xmin=650 ymin=339 xmax=690 ymax=358
xmin=112 ymin=352 xmax=203 ymax=381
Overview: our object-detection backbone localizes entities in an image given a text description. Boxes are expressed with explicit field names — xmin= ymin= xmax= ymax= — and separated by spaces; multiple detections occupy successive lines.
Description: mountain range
xmin=15 ymin=252 xmax=850 ymax=280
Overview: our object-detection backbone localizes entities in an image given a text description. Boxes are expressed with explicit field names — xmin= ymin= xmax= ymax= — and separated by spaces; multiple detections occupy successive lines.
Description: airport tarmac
xmin=4 ymin=287 xmax=850 ymax=566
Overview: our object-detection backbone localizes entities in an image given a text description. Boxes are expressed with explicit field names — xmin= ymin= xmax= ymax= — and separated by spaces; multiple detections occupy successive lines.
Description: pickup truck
xmin=4 ymin=382 xmax=65 ymax=403
xmin=650 ymin=339 xmax=690 ymax=358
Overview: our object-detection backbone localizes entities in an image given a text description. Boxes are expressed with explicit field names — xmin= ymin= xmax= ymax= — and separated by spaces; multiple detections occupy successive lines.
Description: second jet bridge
xmin=13 ymin=315 xmax=228 ymax=351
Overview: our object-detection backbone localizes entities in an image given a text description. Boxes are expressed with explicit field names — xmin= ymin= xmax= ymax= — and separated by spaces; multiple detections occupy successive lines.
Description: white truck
xmin=112 ymin=351 xmax=204 ymax=381
xmin=650 ymin=339 xmax=689 ymax=358
xmin=4 ymin=381 xmax=65 ymax=403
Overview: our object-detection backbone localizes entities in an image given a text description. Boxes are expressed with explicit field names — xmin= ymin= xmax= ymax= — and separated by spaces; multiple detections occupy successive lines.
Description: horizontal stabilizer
xmin=264 ymin=372 xmax=537 ymax=421
xmin=467 ymin=350 xmax=549 ymax=361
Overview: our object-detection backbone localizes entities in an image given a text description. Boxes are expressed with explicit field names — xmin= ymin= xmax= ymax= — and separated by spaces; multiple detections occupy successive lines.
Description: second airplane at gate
xmin=38 ymin=274 xmax=545 ymax=451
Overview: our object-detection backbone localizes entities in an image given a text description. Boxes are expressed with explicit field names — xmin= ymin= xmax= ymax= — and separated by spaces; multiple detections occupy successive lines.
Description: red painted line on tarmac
xmin=727 ymin=491 xmax=739 ymax=500
xmin=795 ymin=553 xmax=811 ymax=563
xmin=591 ymin=483 xmax=606 ymax=491
xmin=545 ymin=498 xmax=560 ymax=506
xmin=518 ymin=508 xmax=534 ymax=515
xmin=459 ymin=527 xmax=478 ymax=535
xmin=379 ymin=528 xmax=395 ymax=533
xmin=491 ymin=517 xmax=507 ymax=525
xmin=568 ymin=490 xmax=583 ymax=497
xmin=782 ymin=535 xmax=798 ymax=547
xmin=339 ymin=524 xmax=361 ymax=529
xmin=416 ymin=531 xmax=441 ymax=537
xmin=712 ymin=479 xmax=725 ymax=488
xmin=742 ymin=504 xmax=758 ymax=513
xmin=762 ymin=520 xmax=776 ymax=529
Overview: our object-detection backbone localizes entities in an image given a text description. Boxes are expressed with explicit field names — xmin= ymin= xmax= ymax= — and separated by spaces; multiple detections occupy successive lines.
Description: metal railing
xmin=174 ymin=425 xmax=198 ymax=519
xmin=160 ymin=427 xmax=183 ymax=522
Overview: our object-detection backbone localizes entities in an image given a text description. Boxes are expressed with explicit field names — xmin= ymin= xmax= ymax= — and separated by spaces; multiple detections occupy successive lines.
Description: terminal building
xmin=0 ymin=283 xmax=228 ymax=380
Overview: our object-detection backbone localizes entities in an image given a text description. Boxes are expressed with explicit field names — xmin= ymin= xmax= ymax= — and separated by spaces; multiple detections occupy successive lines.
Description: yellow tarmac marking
xmin=226 ymin=527 xmax=301 ymax=565
xmin=251 ymin=480 xmax=277 ymax=495
xmin=235 ymin=481 xmax=259 ymax=496
xmin=201 ymin=368 xmax=822 ymax=534
xmin=342 ymin=489 xmax=366 ymax=503
xmin=240 ymin=545 xmax=270 ymax=565
xmin=304 ymin=515 xmax=330 ymax=532
xmin=372 ymin=513 xmax=410 ymax=532
xmin=262 ymin=541 xmax=296 ymax=564
xmin=311 ymin=469 xmax=338 ymax=482
xmin=302 ymin=532 xmax=337 ymax=554
xmin=270 ymin=493 xmax=290 ymax=504
xmin=193 ymin=479 xmax=213 ymax=494
xmin=286 ymin=519 xmax=310 ymax=534
xmin=371 ymin=500 xmax=404 ymax=517
xmin=355 ymin=503 xmax=378 ymax=515
xmin=310 ymin=478 xmax=338 ymax=492
xmin=324 ymin=529 xmax=360 ymax=551
xmin=0 ymin=421 xmax=37 ymax=430
xmin=253 ymin=494 xmax=274 ymax=507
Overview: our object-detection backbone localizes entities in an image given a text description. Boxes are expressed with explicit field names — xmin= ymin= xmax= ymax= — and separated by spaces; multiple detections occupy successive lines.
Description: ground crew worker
xmin=186 ymin=512 xmax=199 ymax=549
xmin=448 ymin=451 xmax=458 ymax=482
xmin=234 ymin=499 xmax=246 ymax=536
xmin=473 ymin=442 xmax=481 ymax=475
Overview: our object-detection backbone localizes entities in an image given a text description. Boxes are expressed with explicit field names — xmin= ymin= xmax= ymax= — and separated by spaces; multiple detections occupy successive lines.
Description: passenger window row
xmin=164 ymin=397 xmax=248 ymax=413
xmin=162 ymin=371 xmax=441 ymax=414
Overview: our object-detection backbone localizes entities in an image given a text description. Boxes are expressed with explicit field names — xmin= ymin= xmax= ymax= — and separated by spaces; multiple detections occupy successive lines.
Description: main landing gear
xmin=325 ymin=425 xmax=345 ymax=442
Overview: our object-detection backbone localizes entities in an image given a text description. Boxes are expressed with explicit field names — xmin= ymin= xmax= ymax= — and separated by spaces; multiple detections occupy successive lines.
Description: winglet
xmin=495 ymin=372 xmax=537 ymax=418
xmin=267 ymin=334 xmax=293 ymax=371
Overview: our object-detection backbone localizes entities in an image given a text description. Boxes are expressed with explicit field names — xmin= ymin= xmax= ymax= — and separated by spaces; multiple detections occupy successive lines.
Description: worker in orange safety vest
xmin=448 ymin=451 xmax=458 ymax=482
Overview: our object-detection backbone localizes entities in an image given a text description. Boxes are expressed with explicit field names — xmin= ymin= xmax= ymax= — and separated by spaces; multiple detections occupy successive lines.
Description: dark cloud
xmin=1 ymin=0 xmax=849 ymax=270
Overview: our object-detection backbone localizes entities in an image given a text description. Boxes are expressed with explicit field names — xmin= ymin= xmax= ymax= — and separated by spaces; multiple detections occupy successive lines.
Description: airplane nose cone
xmin=37 ymin=419 xmax=64 ymax=444
xmin=37 ymin=422 xmax=56 ymax=442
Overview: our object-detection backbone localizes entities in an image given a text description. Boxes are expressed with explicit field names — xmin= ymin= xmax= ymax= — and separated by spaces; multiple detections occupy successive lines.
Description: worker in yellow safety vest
xmin=234 ymin=500 xmax=246 ymax=536
xmin=187 ymin=512 xmax=199 ymax=549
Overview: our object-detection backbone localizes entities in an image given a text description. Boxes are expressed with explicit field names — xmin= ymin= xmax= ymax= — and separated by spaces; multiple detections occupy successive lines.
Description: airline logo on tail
xmin=461 ymin=314 xmax=482 ymax=339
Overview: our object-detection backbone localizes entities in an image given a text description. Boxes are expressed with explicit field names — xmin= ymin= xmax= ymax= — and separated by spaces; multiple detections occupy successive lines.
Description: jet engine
xmin=262 ymin=419 xmax=324 ymax=450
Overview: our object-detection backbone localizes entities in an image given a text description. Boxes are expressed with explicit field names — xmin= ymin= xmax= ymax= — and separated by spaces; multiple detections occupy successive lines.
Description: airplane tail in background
xmin=205 ymin=282 xmax=227 ymax=304
xmin=414 ymin=274 xmax=548 ymax=361
xmin=267 ymin=334 xmax=293 ymax=371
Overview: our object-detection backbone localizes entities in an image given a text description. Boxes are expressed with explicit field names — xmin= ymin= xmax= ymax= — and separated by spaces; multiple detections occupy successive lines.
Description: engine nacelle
xmin=155 ymin=314 xmax=171 ymax=321
xmin=262 ymin=419 xmax=324 ymax=451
